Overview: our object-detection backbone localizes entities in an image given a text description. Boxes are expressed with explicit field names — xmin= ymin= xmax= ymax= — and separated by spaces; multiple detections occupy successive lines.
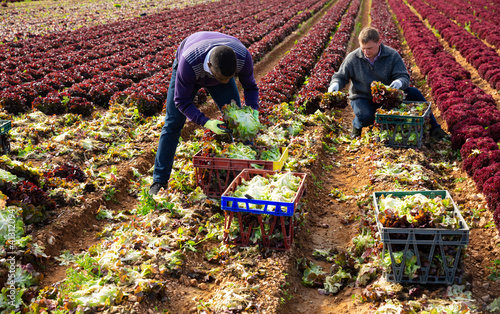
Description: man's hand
xmin=389 ymin=80 xmax=402 ymax=90
xmin=252 ymin=109 xmax=259 ymax=120
xmin=328 ymin=83 xmax=339 ymax=93
xmin=204 ymin=120 xmax=230 ymax=134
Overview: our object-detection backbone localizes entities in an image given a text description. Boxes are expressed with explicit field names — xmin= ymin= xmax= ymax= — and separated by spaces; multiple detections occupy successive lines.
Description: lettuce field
xmin=1 ymin=0 xmax=500 ymax=313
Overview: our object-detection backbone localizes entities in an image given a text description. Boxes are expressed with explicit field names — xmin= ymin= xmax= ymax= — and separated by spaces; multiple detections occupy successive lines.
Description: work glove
xmin=252 ymin=109 xmax=259 ymax=120
xmin=204 ymin=120 xmax=230 ymax=135
xmin=328 ymin=83 xmax=339 ymax=93
xmin=389 ymin=80 xmax=402 ymax=90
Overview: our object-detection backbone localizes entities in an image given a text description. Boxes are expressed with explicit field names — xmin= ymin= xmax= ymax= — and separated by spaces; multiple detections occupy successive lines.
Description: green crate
xmin=375 ymin=101 xmax=430 ymax=148
xmin=0 ymin=120 xmax=11 ymax=135
xmin=373 ymin=190 xmax=469 ymax=285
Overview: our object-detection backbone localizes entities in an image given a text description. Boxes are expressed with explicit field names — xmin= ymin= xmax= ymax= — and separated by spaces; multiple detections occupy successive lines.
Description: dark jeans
xmin=350 ymin=86 xmax=440 ymax=130
xmin=153 ymin=59 xmax=241 ymax=184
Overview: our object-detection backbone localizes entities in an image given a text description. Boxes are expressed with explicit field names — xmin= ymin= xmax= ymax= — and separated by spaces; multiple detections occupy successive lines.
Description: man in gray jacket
xmin=328 ymin=27 xmax=447 ymax=139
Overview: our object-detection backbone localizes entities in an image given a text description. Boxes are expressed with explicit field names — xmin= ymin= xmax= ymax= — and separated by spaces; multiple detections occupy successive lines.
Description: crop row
xmin=258 ymin=0 xmax=353 ymax=119
xmin=426 ymin=0 xmax=500 ymax=32
xmin=0 ymin=0 xmax=326 ymax=118
xmin=247 ymin=0 xmax=328 ymax=61
xmin=294 ymin=0 xmax=361 ymax=112
xmin=467 ymin=0 xmax=500 ymax=25
xmin=388 ymin=0 xmax=500 ymax=231
xmin=112 ymin=0 xmax=329 ymax=117
xmin=423 ymin=0 xmax=500 ymax=48
xmin=407 ymin=0 xmax=500 ymax=91
xmin=0 ymin=0 xmax=209 ymax=43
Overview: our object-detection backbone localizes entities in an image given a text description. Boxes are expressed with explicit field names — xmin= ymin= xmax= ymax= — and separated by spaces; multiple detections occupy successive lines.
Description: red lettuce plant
xmin=489 ymin=123 xmax=500 ymax=142
xmin=0 ymin=91 xmax=29 ymax=114
xmin=473 ymin=163 xmax=500 ymax=192
xmin=460 ymin=137 xmax=498 ymax=160
xmin=32 ymin=93 xmax=66 ymax=115
xmin=45 ymin=163 xmax=87 ymax=182
xmin=494 ymin=205 xmax=500 ymax=232
xmin=66 ymin=97 xmax=95 ymax=117
xmin=451 ymin=124 xmax=488 ymax=151
xmin=484 ymin=175 xmax=500 ymax=211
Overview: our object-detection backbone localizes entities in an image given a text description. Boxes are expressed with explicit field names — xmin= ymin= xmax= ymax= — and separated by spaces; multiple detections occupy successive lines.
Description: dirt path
xmin=252 ymin=0 xmax=337 ymax=83
xmin=278 ymin=1 xmax=376 ymax=313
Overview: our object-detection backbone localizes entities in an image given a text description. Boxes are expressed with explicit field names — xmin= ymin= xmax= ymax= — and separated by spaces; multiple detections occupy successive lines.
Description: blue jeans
xmin=153 ymin=59 xmax=241 ymax=184
xmin=350 ymin=87 xmax=440 ymax=129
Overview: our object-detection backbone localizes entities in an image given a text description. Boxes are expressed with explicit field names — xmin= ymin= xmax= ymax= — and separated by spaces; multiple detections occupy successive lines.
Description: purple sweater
xmin=175 ymin=31 xmax=259 ymax=126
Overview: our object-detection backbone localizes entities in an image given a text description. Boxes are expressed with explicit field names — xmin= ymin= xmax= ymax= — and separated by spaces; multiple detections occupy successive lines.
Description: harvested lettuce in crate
xmin=222 ymin=142 xmax=257 ymax=160
xmin=260 ymin=146 xmax=281 ymax=161
xmin=214 ymin=143 xmax=282 ymax=163
xmin=377 ymin=193 xmax=458 ymax=228
xmin=376 ymin=101 xmax=429 ymax=116
xmin=227 ymin=172 xmax=302 ymax=212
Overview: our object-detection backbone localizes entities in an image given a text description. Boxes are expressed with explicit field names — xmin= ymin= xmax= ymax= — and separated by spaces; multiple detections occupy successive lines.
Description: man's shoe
xmin=350 ymin=127 xmax=362 ymax=139
xmin=149 ymin=182 xmax=166 ymax=195
xmin=430 ymin=127 xmax=450 ymax=141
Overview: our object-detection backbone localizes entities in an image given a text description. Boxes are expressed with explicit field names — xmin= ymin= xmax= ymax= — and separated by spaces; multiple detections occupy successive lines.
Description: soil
xmin=13 ymin=0 xmax=500 ymax=313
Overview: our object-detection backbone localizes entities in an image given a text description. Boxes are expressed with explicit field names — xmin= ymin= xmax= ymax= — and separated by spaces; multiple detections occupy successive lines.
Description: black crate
xmin=374 ymin=190 xmax=469 ymax=284
xmin=375 ymin=101 xmax=430 ymax=148
xmin=0 ymin=120 xmax=11 ymax=135
xmin=0 ymin=120 xmax=11 ymax=155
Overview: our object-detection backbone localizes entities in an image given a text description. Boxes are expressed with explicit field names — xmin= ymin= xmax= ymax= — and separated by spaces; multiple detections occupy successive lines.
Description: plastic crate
xmin=193 ymin=147 xmax=288 ymax=197
xmin=0 ymin=120 xmax=11 ymax=135
xmin=0 ymin=120 xmax=11 ymax=155
xmin=374 ymin=190 xmax=469 ymax=285
xmin=375 ymin=101 xmax=431 ymax=148
xmin=223 ymin=211 xmax=295 ymax=250
xmin=221 ymin=168 xmax=307 ymax=217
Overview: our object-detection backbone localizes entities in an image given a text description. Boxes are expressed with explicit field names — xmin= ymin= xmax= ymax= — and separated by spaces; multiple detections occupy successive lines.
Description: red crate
xmin=193 ymin=147 xmax=288 ymax=197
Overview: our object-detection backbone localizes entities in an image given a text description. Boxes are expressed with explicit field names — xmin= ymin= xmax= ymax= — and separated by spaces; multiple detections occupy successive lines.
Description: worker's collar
xmin=364 ymin=45 xmax=382 ymax=65
xmin=203 ymin=48 xmax=215 ymax=75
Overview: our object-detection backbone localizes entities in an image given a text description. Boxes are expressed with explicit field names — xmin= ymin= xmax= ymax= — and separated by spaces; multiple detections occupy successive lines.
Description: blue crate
xmin=221 ymin=169 xmax=306 ymax=217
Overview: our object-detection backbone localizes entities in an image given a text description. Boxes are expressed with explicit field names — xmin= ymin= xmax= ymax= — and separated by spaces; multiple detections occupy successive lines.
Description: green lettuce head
xmin=222 ymin=101 xmax=263 ymax=142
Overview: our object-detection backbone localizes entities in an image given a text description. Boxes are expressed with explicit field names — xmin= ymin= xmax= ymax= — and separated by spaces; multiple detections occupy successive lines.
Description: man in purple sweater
xmin=150 ymin=31 xmax=259 ymax=195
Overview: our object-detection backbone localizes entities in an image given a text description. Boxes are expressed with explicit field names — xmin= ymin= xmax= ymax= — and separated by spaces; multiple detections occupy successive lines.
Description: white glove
xmin=328 ymin=83 xmax=339 ymax=93
xmin=389 ymin=80 xmax=402 ymax=90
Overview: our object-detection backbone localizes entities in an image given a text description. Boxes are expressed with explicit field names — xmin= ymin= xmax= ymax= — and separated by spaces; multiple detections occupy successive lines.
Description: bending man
xmin=150 ymin=31 xmax=259 ymax=195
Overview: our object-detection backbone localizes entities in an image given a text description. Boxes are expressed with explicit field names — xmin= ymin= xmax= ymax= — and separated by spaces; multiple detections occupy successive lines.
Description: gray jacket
xmin=330 ymin=44 xmax=410 ymax=100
